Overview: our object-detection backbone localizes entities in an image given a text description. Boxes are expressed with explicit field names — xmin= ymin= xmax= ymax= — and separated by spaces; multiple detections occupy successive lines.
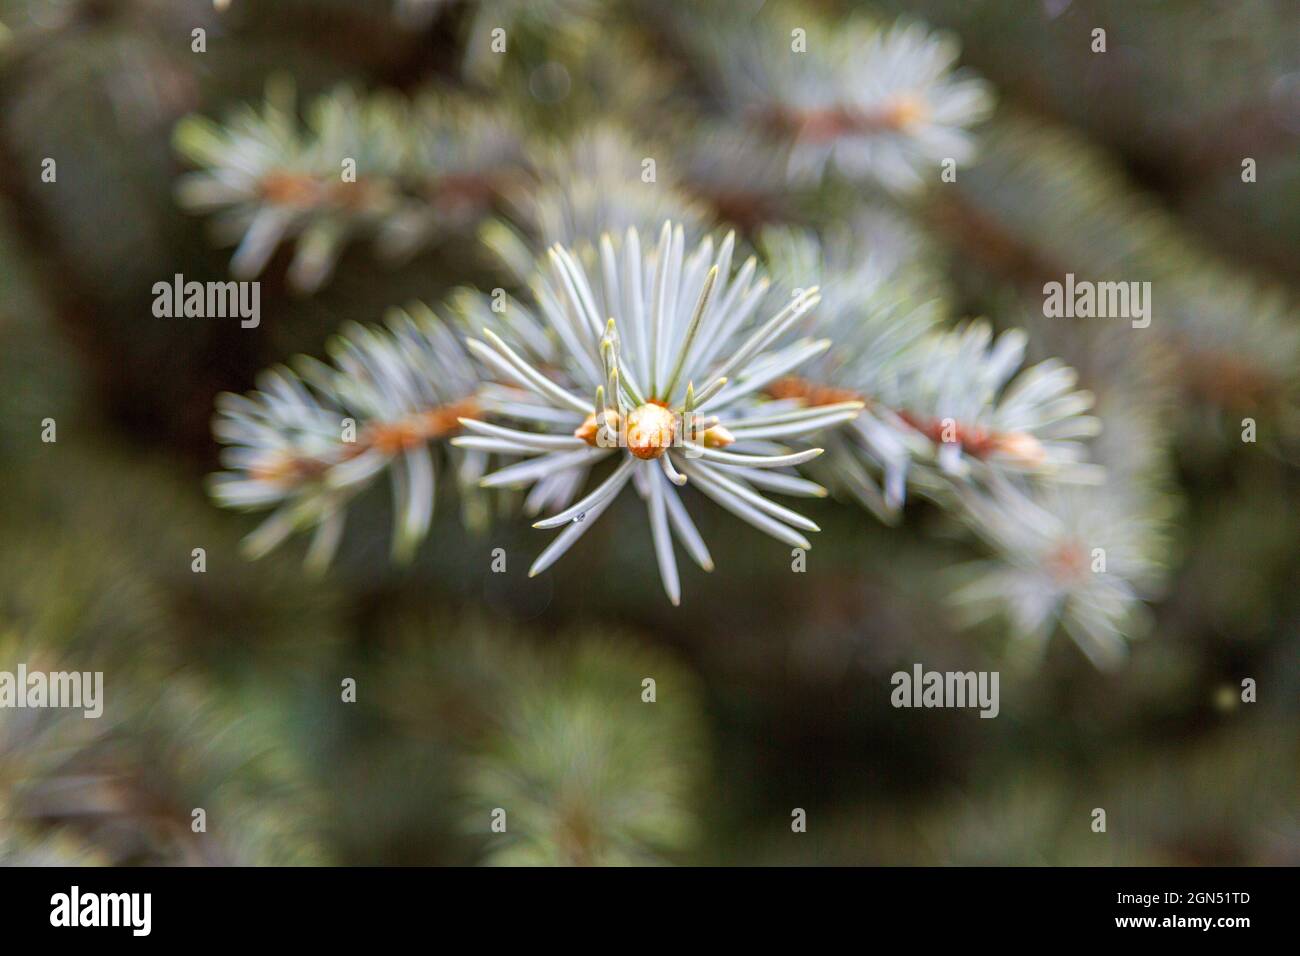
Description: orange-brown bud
xmin=260 ymin=172 xmax=324 ymax=209
xmin=879 ymin=92 xmax=929 ymax=130
xmin=249 ymin=451 xmax=327 ymax=486
xmin=625 ymin=403 xmax=677 ymax=460
xmin=992 ymin=431 xmax=1047 ymax=468
xmin=575 ymin=410 xmax=620 ymax=447
xmin=764 ymin=376 xmax=864 ymax=407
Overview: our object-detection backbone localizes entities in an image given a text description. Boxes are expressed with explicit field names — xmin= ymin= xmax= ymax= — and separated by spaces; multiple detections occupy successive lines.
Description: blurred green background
xmin=0 ymin=0 xmax=1296 ymax=865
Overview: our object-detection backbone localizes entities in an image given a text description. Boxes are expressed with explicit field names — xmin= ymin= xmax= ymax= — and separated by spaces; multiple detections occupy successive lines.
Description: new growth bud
xmin=575 ymin=409 xmax=621 ymax=447
xmin=625 ymin=403 xmax=677 ymax=459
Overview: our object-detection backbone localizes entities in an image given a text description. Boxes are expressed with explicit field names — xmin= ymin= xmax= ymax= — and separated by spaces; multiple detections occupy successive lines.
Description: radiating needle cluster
xmin=454 ymin=221 xmax=860 ymax=604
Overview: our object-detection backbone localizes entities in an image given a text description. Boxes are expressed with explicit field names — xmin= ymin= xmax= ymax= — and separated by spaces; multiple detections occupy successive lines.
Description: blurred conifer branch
xmin=936 ymin=116 xmax=1300 ymax=436
xmin=178 ymin=0 xmax=1192 ymax=661
xmin=174 ymin=80 xmax=529 ymax=292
